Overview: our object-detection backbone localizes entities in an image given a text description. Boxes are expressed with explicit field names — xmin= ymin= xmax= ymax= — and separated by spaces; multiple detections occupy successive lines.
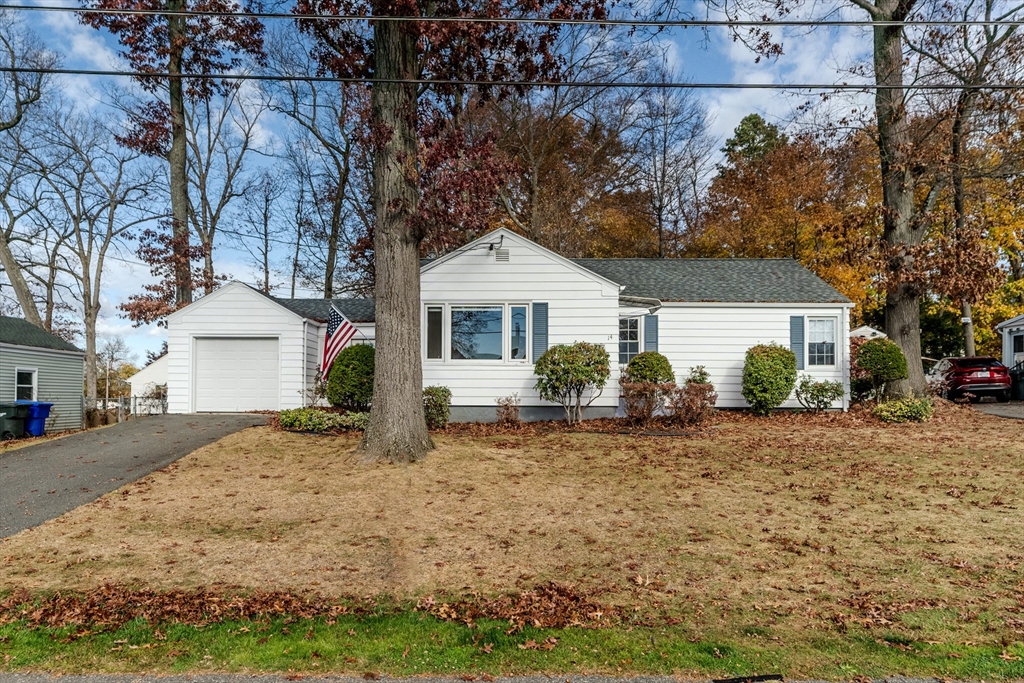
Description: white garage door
xmin=194 ymin=337 xmax=280 ymax=412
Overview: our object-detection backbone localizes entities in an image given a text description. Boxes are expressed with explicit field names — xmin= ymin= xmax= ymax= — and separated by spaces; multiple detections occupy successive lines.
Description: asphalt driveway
xmin=974 ymin=400 xmax=1024 ymax=420
xmin=0 ymin=413 xmax=266 ymax=538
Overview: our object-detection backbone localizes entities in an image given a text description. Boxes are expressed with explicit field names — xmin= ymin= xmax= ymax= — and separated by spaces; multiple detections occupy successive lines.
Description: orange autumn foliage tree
xmin=686 ymin=130 xmax=882 ymax=312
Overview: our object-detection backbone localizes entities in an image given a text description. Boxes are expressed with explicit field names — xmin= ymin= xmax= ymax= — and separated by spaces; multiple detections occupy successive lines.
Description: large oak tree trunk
xmin=873 ymin=15 xmax=926 ymax=397
xmin=167 ymin=0 xmax=193 ymax=307
xmin=357 ymin=15 xmax=433 ymax=463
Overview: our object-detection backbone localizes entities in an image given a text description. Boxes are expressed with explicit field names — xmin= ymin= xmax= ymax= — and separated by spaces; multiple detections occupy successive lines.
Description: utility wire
xmin=3 ymin=3 xmax=1024 ymax=27
xmin=4 ymin=65 xmax=1024 ymax=89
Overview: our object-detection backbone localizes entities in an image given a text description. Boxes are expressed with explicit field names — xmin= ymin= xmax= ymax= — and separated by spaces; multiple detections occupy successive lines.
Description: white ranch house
xmin=166 ymin=228 xmax=853 ymax=419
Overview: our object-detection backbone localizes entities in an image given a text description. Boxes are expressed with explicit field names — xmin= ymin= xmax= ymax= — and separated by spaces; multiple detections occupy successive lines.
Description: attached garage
xmin=165 ymin=282 xmax=374 ymax=414
xmin=193 ymin=337 xmax=280 ymax=412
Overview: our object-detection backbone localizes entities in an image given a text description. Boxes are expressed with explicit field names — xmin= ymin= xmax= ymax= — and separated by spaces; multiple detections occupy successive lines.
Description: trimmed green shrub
xmin=326 ymin=344 xmax=375 ymax=410
xmin=856 ymin=338 xmax=908 ymax=396
xmin=423 ymin=386 xmax=452 ymax=430
xmin=279 ymin=408 xmax=369 ymax=432
xmin=625 ymin=351 xmax=674 ymax=384
xmin=873 ymin=398 xmax=933 ymax=423
xmin=741 ymin=343 xmax=797 ymax=416
xmin=534 ymin=342 xmax=611 ymax=423
xmin=794 ymin=375 xmax=844 ymax=412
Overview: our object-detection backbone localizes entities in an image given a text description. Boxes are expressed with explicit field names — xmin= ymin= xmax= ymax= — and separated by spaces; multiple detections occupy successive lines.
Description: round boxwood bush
xmin=326 ymin=344 xmax=375 ymax=410
xmin=856 ymin=338 xmax=908 ymax=395
xmin=423 ymin=386 xmax=452 ymax=430
xmin=873 ymin=397 xmax=933 ymax=423
xmin=741 ymin=343 xmax=797 ymax=416
xmin=625 ymin=351 xmax=674 ymax=384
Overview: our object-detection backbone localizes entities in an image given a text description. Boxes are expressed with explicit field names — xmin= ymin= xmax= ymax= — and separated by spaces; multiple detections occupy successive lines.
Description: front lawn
xmin=1 ymin=403 xmax=1022 ymax=677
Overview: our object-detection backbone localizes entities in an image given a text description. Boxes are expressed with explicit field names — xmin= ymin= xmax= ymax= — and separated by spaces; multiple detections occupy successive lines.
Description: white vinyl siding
xmin=167 ymin=283 xmax=311 ymax=413
xmin=420 ymin=234 xmax=620 ymax=408
xmin=655 ymin=304 xmax=850 ymax=410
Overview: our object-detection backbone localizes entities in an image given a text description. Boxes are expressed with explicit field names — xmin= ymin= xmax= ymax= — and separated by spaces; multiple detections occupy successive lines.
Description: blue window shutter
xmin=790 ymin=316 xmax=805 ymax=370
xmin=532 ymin=303 xmax=548 ymax=361
xmin=644 ymin=315 xmax=658 ymax=352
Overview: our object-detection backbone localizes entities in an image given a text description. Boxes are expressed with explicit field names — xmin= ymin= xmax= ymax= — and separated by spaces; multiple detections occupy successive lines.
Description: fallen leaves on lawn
xmin=417 ymin=582 xmax=615 ymax=631
xmin=0 ymin=584 xmax=372 ymax=630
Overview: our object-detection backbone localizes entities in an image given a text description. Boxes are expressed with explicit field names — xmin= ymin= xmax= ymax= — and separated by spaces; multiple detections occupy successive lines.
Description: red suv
xmin=928 ymin=357 xmax=1011 ymax=402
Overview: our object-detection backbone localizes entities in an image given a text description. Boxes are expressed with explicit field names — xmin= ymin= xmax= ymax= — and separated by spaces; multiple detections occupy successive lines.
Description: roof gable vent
xmin=494 ymin=248 xmax=510 ymax=262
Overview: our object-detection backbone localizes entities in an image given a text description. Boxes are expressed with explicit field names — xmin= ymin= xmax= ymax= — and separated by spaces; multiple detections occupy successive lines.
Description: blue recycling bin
xmin=16 ymin=401 xmax=54 ymax=437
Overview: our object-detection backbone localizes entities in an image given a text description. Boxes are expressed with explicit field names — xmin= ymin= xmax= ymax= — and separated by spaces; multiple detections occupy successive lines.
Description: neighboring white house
xmin=165 ymin=228 xmax=853 ymax=418
xmin=996 ymin=314 xmax=1024 ymax=368
xmin=127 ymin=354 xmax=169 ymax=414
xmin=128 ymin=354 xmax=168 ymax=396
xmin=851 ymin=325 xmax=886 ymax=340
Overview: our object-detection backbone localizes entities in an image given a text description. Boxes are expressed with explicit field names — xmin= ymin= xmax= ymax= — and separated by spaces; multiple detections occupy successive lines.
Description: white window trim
xmin=15 ymin=367 xmax=38 ymax=401
xmin=806 ymin=317 xmax=838 ymax=367
xmin=422 ymin=303 xmax=532 ymax=365
xmin=618 ymin=316 xmax=644 ymax=366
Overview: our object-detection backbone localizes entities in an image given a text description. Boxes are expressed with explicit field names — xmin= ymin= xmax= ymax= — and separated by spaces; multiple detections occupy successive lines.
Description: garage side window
xmin=808 ymin=318 xmax=836 ymax=366
xmin=1015 ymin=334 xmax=1024 ymax=354
xmin=15 ymin=369 xmax=37 ymax=401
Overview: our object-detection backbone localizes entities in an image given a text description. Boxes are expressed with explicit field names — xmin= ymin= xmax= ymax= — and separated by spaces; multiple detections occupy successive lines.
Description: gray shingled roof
xmin=272 ymin=297 xmax=333 ymax=321
xmin=0 ymin=316 xmax=83 ymax=353
xmin=270 ymin=296 xmax=376 ymax=323
xmin=571 ymin=258 xmax=850 ymax=304
xmin=333 ymin=299 xmax=375 ymax=323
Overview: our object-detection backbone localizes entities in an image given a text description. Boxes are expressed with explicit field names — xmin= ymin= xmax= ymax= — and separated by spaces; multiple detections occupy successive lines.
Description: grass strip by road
xmin=2 ymin=613 xmax=1023 ymax=679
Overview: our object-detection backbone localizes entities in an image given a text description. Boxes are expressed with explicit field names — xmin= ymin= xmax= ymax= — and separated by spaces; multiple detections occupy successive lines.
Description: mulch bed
xmin=267 ymin=399 xmax=979 ymax=439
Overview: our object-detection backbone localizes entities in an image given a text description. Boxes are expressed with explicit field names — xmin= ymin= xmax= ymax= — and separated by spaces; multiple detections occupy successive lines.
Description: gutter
xmin=618 ymin=296 xmax=662 ymax=314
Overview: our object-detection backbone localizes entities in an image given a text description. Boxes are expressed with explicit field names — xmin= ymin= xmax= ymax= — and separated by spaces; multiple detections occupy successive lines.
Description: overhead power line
xmin=3 ymin=65 xmax=1024 ymax=89
xmin=2 ymin=3 xmax=1024 ymax=27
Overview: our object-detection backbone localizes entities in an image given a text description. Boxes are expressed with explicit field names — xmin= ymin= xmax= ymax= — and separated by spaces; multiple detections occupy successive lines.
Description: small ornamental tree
xmin=327 ymin=344 xmax=375 ymax=411
xmin=534 ymin=342 xmax=611 ymax=424
xmin=856 ymin=338 xmax=908 ymax=399
xmin=741 ymin=343 xmax=797 ymax=416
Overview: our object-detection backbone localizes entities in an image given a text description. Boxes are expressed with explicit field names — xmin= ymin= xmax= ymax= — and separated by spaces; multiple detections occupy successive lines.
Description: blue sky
xmin=20 ymin=3 xmax=876 ymax=363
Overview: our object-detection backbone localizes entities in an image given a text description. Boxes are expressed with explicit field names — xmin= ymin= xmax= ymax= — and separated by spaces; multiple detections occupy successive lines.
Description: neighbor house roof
xmin=996 ymin=313 xmax=1024 ymax=330
xmin=571 ymin=258 xmax=851 ymax=304
xmin=0 ymin=316 xmax=83 ymax=353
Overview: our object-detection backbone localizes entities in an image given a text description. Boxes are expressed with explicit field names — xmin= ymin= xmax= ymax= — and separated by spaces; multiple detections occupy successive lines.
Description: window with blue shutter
xmin=644 ymin=315 xmax=658 ymax=353
xmin=790 ymin=316 xmax=805 ymax=370
xmin=532 ymin=302 xmax=548 ymax=361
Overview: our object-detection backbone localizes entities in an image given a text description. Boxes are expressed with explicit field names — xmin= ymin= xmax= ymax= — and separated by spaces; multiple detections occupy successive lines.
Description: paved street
xmin=0 ymin=413 xmax=266 ymax=538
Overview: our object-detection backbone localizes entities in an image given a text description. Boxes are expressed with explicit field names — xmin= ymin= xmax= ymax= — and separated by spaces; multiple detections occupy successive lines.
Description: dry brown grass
xmin=2 ymin=404 xmax=1023 ymax=640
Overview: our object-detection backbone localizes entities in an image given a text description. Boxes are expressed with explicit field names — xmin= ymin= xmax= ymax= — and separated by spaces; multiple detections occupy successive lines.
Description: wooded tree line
xmin=0 ymin=0 xmax=1023 ymax=460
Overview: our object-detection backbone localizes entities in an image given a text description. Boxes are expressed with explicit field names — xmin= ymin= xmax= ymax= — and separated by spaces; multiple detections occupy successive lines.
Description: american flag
xmin=321 ymin=308 xmax=357 ymax=374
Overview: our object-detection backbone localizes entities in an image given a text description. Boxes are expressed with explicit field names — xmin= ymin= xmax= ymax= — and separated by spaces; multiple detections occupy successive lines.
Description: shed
xmin=996 ymin=314 xmax=1024 ymax=368
xmin=0 ymin=316 xmax=84 ymax=431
